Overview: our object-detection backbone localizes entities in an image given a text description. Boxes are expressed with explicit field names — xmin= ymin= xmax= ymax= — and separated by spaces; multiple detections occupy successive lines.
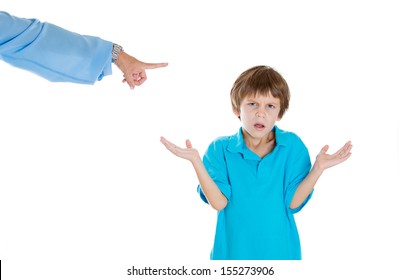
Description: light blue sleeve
xmin=0 ymin=11 xmax=112 ymax=84
xmin=197 ymin=139 xmax=232 ymax=204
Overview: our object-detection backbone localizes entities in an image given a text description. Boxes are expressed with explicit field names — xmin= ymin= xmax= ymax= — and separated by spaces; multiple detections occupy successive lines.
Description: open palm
xmin=160 ymin=136 xmax=201 ymax=163
xmin=315 ymin=141 xmax=352 ymax=170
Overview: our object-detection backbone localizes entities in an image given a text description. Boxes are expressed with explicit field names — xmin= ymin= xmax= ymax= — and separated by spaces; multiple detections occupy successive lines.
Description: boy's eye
xmin=248 ymin=102 xmax=256 ymax=106
xmin=268 ymin=104 xmax=275 ymax=109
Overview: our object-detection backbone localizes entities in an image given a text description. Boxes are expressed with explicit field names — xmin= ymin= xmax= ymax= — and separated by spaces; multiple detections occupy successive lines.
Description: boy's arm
xmin=160 ymin=137 xmax=228 ymax=210
xmin=190 ymin=156 xmax=228 ymax=210
xmin=290 ymin=141 xmax=352 ymax=209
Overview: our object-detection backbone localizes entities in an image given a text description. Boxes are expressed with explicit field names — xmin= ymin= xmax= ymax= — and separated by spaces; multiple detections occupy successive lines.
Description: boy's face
xmin=234 ymin=93 xmax=281 ymax=140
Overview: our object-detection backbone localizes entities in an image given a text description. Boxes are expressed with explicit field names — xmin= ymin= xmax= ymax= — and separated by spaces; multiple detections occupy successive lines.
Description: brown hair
xmin=230 ymin=65 xmax=290 ymax=118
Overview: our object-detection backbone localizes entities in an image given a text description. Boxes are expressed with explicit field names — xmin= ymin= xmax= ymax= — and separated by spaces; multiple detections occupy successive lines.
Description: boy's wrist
xmin=190 ymin=154 xmax=203 ymax=166
xmin=311 ymin=162 xmax=324 ymax=176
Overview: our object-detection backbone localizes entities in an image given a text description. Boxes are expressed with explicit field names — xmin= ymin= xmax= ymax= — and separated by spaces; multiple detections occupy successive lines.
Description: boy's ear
xmin=233 ymin=108 xmax=240 ymax=118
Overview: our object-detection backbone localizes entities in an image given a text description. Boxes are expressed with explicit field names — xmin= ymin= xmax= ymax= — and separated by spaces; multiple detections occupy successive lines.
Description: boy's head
xmin=230 ymin=65 xmax=290 ymax=119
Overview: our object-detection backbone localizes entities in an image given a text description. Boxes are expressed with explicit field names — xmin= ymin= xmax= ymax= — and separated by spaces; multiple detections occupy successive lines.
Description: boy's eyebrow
xmin=245 ymin=97 xmax=280 ymax=105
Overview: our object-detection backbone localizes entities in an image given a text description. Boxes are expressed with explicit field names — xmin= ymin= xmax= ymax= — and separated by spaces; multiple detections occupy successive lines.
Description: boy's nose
xmin=256 ymin=110 xmax=265 ymax=118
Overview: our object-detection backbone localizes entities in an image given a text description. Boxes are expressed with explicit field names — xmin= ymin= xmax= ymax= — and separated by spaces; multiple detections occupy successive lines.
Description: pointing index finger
xmin=143 ymin=62 xmax=168 ymax=69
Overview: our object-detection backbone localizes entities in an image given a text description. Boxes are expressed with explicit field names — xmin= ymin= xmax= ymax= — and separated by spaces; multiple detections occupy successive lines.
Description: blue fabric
xmin=198 ymin=126 xmax=313 ymax=260
xmin=0 ymin=11 xmax=112 ymax=84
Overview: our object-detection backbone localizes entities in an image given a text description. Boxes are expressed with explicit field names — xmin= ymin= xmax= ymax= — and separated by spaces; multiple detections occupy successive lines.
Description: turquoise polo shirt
xmin=198 ymin=126 xmax=312 ymax=260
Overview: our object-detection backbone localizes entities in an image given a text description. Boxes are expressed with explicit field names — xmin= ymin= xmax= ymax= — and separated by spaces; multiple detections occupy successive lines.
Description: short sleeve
xmin=284 ymin=138 xmax=312 ymax=213
xmin=197 ymin=139 xmax=232 ymax=204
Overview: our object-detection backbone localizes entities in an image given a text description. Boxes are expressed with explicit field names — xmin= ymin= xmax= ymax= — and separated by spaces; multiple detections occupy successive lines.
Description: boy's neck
xmin=243 ymin=130 xmax=276 ymax=158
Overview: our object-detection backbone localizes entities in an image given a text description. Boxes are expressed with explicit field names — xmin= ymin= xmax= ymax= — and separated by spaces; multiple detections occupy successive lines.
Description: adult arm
xmin=0 ymin=11 xmax=113 ymax=84
xmin=0 ymin=11 xmax=167 ymax=88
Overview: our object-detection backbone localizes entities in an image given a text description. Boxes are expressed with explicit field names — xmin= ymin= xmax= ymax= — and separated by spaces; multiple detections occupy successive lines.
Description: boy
xmin=160 ymin=65 xmax=352 ymax=260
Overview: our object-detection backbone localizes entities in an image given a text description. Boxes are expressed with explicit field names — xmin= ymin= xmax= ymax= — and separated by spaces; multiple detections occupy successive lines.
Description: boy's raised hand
xmin=314 ymin=141 xmax=353 ymax=171
xmin=160 ymin=136 xmax=201 ymax=163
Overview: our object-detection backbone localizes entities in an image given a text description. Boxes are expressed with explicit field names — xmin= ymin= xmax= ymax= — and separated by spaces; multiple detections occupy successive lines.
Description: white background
xmin=1 ymin=0 xmax=398 ymax=279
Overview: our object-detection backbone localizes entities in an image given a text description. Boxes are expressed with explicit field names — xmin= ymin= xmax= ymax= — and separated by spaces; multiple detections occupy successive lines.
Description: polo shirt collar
xmin=227 ymin=125 xmax=288 ymax=159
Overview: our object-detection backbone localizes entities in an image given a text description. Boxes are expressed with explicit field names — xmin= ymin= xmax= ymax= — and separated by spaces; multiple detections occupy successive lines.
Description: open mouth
xmin=254 ymin=123 xmax=265 ymax=130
